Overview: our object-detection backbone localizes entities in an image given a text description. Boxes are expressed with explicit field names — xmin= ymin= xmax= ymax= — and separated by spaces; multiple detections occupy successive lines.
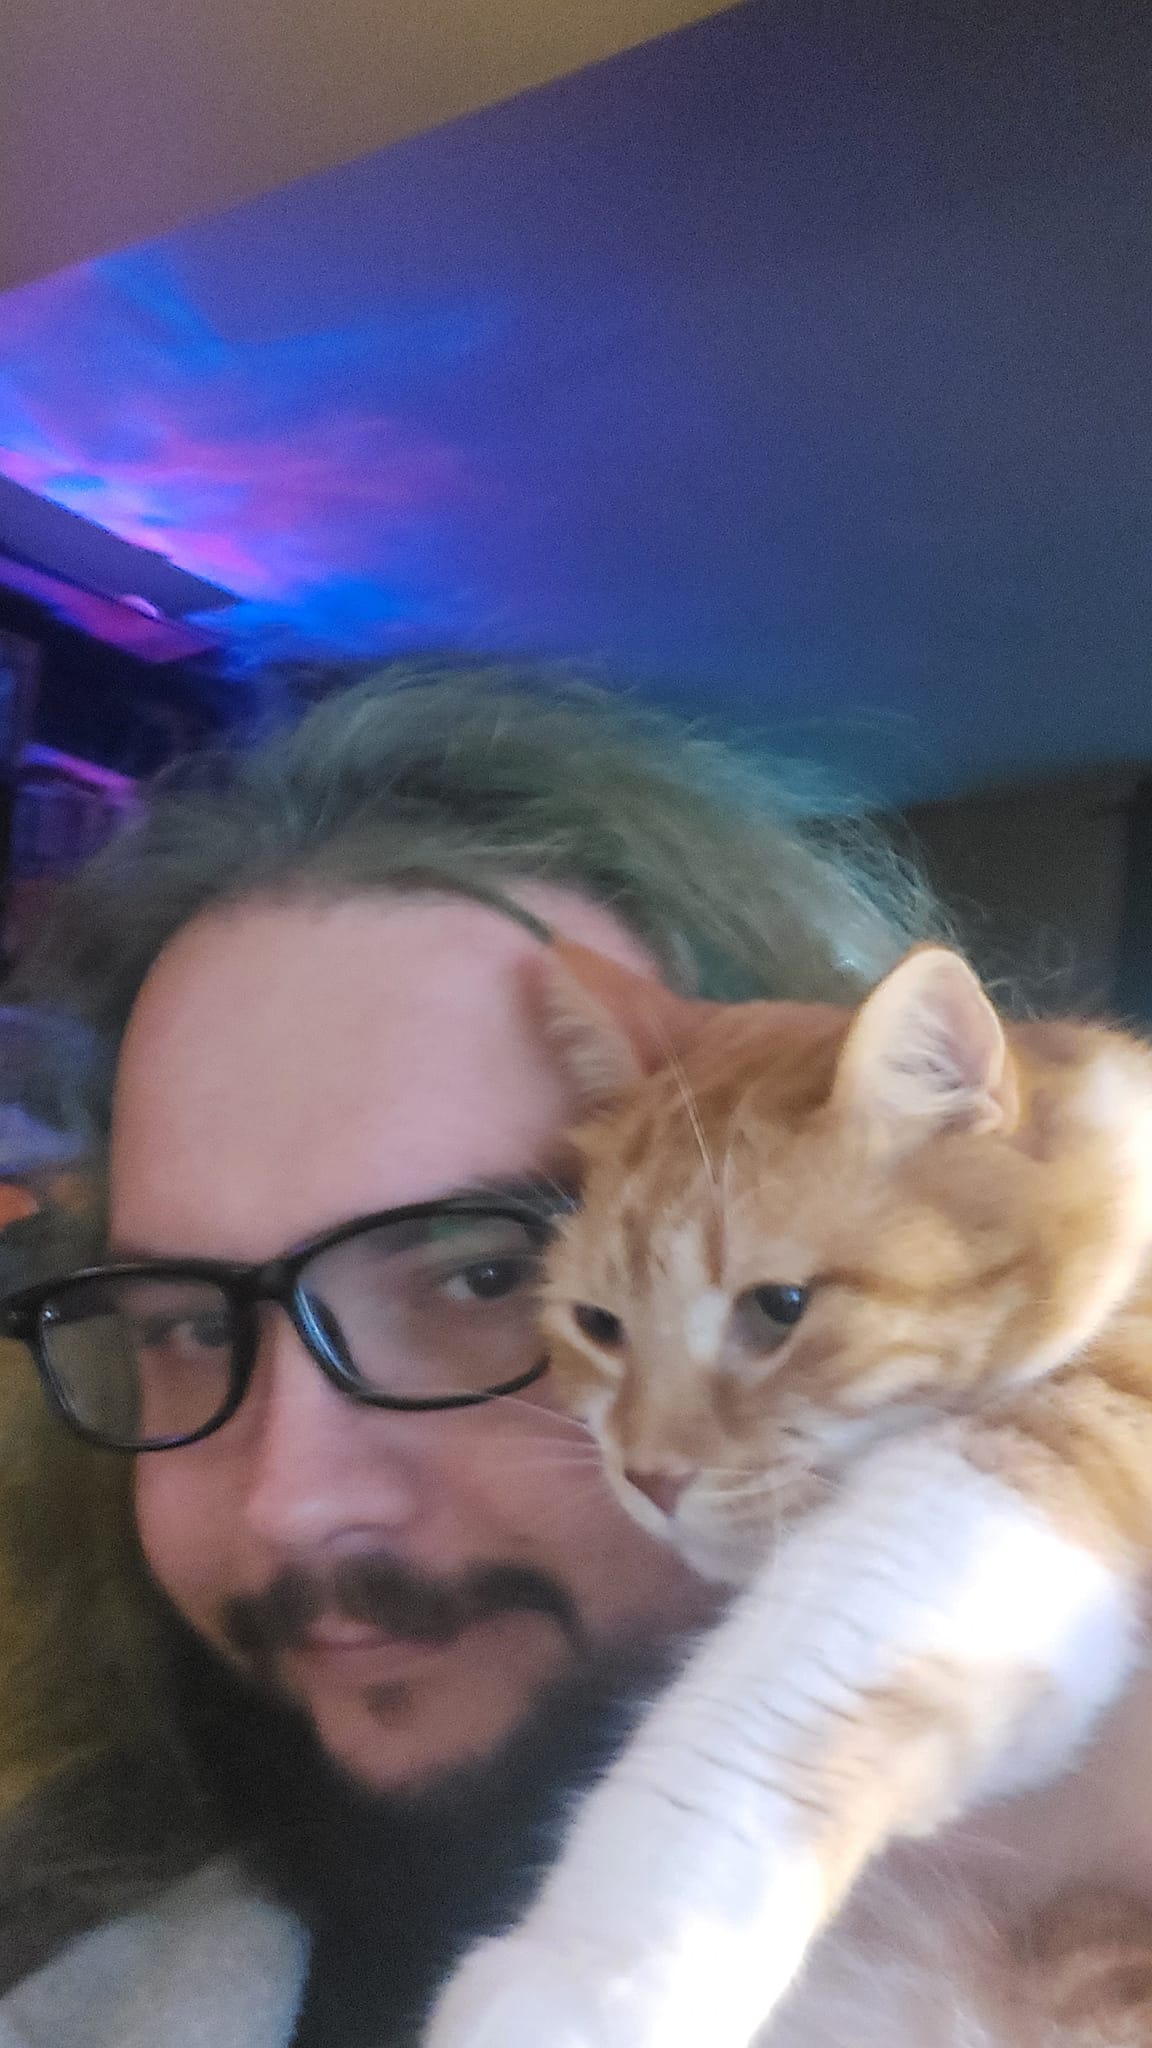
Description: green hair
xmin=25 ymin=666 xmax=940 ymax=1099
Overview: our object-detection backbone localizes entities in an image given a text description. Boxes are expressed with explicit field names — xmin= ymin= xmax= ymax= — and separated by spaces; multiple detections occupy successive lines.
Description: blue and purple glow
xmin=0 ymin=251 xmax=510 ymax=661
xmin=0 ymin=3 xmax=1150 ymax=797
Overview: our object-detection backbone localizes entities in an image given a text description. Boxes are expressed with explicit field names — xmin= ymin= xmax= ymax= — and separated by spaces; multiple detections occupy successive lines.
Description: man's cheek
xmin=135 ymin=1469 xmax=235 ymax=1645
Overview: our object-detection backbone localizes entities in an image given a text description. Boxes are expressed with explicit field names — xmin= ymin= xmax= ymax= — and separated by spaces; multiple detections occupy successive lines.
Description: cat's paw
xmin=422 ymin=1932 xmax=715 ymax=2048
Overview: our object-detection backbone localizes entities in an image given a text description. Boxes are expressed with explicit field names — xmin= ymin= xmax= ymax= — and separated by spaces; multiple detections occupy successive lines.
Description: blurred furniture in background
xmin=5 ymin=745 xmax=140 ymax=959
xmin=0 ymin=1004 xmax=96 ymax=1256
xmin=0 ymin=630 xmax=40 ymax=934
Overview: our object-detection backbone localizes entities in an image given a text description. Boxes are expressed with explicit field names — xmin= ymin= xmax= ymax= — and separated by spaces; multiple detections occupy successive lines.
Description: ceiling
xmin=1 ymin=0 xmax=1150 ymax=804
xmin=0 ymin=0 xmax=731 ymax=292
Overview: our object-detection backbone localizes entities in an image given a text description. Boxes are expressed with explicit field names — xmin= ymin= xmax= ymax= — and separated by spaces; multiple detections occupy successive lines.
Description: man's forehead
xmin=108 ymin=890 xmax=656 ymax=1258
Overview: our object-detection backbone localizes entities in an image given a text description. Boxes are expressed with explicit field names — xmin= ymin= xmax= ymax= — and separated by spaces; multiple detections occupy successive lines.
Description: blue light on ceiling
xmin=0 ymin=248 xmax=513 ymax=662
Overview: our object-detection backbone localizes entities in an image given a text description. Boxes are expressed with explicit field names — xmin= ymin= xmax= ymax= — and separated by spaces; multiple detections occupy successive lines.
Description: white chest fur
xmin=425 ymin=1432 xmax=1140 ymax=2048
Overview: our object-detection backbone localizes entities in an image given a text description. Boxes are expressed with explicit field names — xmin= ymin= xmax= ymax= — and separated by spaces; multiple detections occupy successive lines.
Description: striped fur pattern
xmin=425 ymin=944 xmax=1152 ymax=2048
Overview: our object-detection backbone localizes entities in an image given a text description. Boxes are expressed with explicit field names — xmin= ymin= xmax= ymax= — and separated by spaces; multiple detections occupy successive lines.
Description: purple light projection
xmin=0 ymin=252 xmax=506 ymax=663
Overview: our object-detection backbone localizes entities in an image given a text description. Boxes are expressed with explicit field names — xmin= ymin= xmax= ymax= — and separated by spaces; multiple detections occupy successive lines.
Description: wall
xmin=904 ymin=769 xmax=1139 ymax=1017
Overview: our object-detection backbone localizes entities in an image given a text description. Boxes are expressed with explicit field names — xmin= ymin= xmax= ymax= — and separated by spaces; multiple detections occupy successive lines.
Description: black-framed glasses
xmin=0 ymin=1197 xmax=562 ymax=1452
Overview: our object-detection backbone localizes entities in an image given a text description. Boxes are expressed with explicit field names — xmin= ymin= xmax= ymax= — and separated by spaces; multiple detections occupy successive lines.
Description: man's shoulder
xmin=0 ymin=1744 xmax=307 ymax=2037
xmin=0 ymin=1855 xmax=308 ymax=2048
xmin=0 ymin=1743 xmax=213 ymax=1995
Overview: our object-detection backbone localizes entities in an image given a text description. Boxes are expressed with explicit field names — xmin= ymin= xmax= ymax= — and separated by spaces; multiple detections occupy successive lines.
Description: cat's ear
xmin=833 ymin=946 xmax=1018 ymax=1141
xmin=534 ymin=940 xmax=703 ymax=1111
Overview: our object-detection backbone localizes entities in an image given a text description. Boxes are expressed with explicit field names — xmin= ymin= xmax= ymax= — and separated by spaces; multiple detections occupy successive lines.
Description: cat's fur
xmin=425 ymin=944 xmax=1152 ymax=2048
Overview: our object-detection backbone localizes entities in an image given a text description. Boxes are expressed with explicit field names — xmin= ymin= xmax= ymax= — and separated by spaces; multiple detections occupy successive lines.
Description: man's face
xmin=112 ymin=889 xmax=715 ymax=1794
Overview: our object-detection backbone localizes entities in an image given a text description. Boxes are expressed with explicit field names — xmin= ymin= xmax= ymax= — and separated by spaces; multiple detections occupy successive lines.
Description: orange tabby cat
xmin=426 ymin=943 xmax=1152 ymax=2048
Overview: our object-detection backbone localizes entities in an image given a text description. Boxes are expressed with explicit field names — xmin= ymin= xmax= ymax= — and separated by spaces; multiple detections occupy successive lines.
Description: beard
xmin=165 ymin=1601 xmax=694 ymax=2048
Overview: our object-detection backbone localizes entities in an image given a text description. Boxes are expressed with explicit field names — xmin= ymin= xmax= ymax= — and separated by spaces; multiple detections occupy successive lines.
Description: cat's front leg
xmin=425 ymin=1429 xmax=1140 ymax=2048
xmin=422 ymin=1641 xmax=830 ymax=2048
xmin=424 ymin=1829 xmax=815 ymax=2048
xmin=424 ymin=1922 xmax=783 ymax=2048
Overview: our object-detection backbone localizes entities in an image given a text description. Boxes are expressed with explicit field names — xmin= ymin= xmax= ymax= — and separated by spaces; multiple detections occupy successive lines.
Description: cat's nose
xmin=624 ymin=1467 xmax=692 ymax=1516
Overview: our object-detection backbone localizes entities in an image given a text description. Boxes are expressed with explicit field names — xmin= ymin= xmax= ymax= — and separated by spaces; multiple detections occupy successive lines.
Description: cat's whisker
xmin=703 ymin=1464 xmax=791 ymax=1493
xmin=663 ymin=1044 xmax=719 ymax=1195
xmin=488 ymin=1450 xmax=607 ymax=1475
xmin=479 ymin=1437 xmax=606 ymax=1471
xmin=700 ymin=1466 xmax=812 ymax=1503
xmin=473 ymin=1452 xmax=619 ymax=1504
xmin=700 ymin=1484 xmax=795 ymax=1517
xmin=493 ymin=1394 xmax=598 ymax=1436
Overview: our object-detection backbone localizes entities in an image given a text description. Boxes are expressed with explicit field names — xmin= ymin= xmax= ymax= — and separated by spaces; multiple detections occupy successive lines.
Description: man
xmin=1 ymin=670 xmax=1148 ymax=2048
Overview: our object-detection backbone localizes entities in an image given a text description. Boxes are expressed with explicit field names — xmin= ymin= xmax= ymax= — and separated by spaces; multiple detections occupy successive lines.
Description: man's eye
xmin=132 ymin=1313 xmax=231 ymax=1353
xmin=438 ymin=1258 xmax=533 ymax=1303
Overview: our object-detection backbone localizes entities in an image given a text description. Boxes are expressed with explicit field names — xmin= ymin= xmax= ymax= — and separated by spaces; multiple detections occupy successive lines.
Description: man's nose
xmin=238 ymin=1308 xmax=424 ymax=1552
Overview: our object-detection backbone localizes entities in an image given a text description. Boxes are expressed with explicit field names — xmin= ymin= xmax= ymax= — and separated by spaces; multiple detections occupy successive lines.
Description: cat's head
xmin=535 ymin=943 xmax=1152 ymax=1583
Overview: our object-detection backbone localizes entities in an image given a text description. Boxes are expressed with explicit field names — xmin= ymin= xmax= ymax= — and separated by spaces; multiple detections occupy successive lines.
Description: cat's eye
xmin=572 ymin=1303 xmax=625 ymax=1348
xmin=735 ymin=1283 xmax=809 ymax=1347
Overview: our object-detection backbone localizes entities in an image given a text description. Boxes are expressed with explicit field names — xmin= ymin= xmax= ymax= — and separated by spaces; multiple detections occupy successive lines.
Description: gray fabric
xmin=0 ymin=1858 xmax=308 ymax=2048
xmin=0 ymin=1746 xmax=225 ymax=1999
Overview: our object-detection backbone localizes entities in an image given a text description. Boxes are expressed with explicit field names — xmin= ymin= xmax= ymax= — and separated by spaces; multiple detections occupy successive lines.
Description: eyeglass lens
xmin=41 ymin=1274 xmax=234 ymax=1444
xmin=35 ymin=1209 xmax=547 ymax=1446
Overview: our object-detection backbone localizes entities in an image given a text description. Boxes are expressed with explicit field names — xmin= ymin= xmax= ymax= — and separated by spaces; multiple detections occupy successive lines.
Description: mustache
xmin=222 ymin=1554 xmax=588 ymax=1670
